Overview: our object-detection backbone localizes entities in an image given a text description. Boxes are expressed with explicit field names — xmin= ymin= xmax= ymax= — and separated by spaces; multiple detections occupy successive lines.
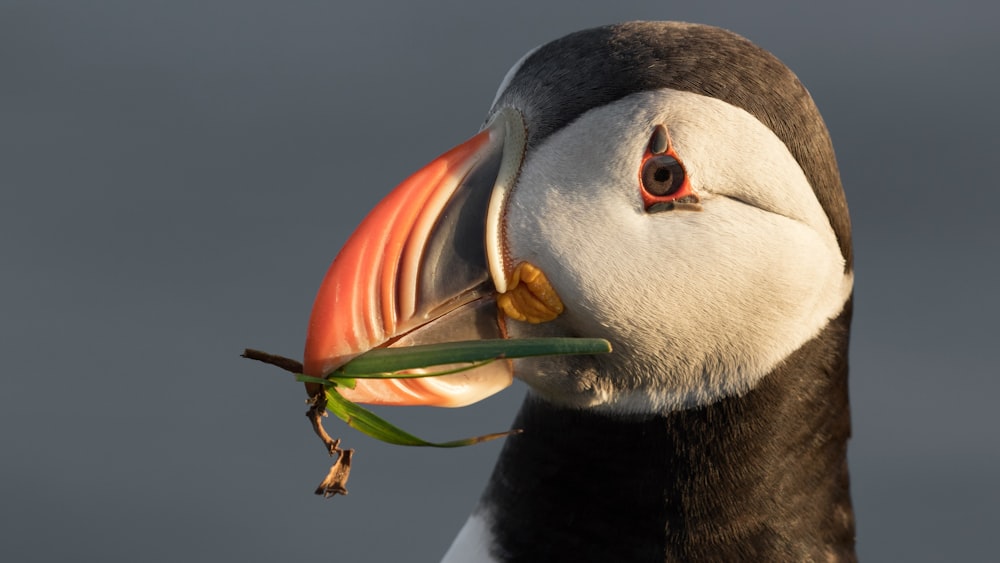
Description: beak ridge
xmin=303 ymin=110 xmax=527 ymax=407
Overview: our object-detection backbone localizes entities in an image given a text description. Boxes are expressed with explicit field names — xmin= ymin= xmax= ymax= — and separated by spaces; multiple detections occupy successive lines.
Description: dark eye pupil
xmin=642 ymin=155 xmax=685 ymax=197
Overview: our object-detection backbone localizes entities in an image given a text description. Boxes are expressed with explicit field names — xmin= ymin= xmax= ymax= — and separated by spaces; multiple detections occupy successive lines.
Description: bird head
xmin=302 ymin=22 xmax=853 ymax=417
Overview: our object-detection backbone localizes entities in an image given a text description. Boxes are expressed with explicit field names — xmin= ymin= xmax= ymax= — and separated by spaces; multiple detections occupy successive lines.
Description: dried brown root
xmin=315 ymin=448 xmax=354 ymax=497
xmin=242 ymin=347 xmax=354 ymax=498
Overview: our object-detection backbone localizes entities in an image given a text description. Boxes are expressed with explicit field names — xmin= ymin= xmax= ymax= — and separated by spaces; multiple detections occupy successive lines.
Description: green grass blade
xmin=323 ymin=388 xmax=516 ymax=447
xmin=333 ymin=337 xmax=611 ymax=377
xmin=296 ymin=374 xmax=334 ymax=386
xmin=322 ymin=358 xmax=496 ymax=381
xmin=296 ymin=374 xmax=358 ymax=389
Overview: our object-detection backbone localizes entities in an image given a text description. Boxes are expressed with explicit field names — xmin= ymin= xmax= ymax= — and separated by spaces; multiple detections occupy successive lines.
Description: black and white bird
xmin=303 ymin=21 xmax=856 ymax=562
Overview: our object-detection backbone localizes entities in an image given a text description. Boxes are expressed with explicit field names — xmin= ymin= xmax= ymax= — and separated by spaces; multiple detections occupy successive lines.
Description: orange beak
xmin=303 ymin=109 xmax=526 ymax=407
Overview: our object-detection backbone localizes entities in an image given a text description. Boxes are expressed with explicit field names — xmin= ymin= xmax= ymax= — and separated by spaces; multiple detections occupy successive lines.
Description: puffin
xmin=303 ymin=21 xmax=856 ymax=562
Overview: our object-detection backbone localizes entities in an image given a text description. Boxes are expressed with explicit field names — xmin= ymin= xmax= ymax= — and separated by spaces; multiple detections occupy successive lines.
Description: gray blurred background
xmin=2 ymin=1 xmax=997 ymax=561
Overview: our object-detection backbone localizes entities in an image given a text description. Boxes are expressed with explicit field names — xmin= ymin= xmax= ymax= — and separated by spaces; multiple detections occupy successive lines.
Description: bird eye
xmin=641 ymin=155 xmax=686 ymax=197
xmin=639 ymin=125 xmax=700 ymax=212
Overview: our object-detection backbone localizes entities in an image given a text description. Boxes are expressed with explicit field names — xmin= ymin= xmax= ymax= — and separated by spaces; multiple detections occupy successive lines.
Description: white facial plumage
xmin=499 ymin=88 xmax=853 ymax=415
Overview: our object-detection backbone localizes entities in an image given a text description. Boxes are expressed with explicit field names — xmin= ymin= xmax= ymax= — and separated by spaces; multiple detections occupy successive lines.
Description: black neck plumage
xmin=479 ymin=304 xmax=856 ymax=562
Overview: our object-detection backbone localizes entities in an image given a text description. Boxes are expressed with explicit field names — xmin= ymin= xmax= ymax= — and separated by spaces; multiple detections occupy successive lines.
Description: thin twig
xmin=241 ymin=348 xmax=303 ymax=374
xmin=307 ymin=393 xmax=338 ymax=454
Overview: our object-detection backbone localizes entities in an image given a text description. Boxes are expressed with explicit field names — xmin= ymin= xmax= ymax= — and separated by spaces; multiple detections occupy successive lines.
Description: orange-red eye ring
xmin=639 ymin=125 xmax=699 ymax=210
